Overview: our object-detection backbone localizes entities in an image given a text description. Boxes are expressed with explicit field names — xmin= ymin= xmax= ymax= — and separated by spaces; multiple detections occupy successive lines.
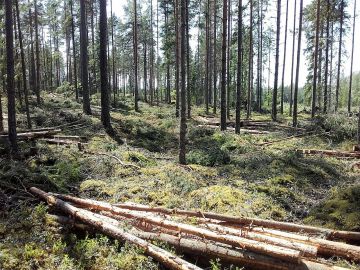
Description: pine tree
xmin=220 ymin=0 xmax=228 ymax=131
xmin=272 ymin=0 xmax=281 ymax=121
xmin=235 ymin=0 xmax=242 ymax=134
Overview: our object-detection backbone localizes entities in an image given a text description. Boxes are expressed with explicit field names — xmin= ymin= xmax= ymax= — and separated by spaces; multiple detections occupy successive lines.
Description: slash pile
xmin=30 ymin=187 xmax=360 ymax=270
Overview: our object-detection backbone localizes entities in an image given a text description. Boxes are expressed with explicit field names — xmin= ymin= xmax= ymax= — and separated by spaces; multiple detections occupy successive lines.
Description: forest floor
xmin=1 ymin=92 xmax=360 ymax=269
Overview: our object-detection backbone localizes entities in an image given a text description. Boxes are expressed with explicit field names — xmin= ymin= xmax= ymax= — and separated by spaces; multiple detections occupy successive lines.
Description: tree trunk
xmin=335 ymin=0 xmax=344 ymax=112
xmin=134 ymin=0 xmax=139 ymax=111
xmin=143 ymin=43 xmax=148 ymax=102
xmin=34 ymin=0 xmax=41 ymax=105
xmin=175 ymin=0 xmax=180 ymax=117
xmin=220 ymin=0 xmax=228 ymax=131
xmin=213 ymin=0 xmax=217 ymax=114
xmin=235 ymin=0 xmax=242 ymax=134
xmin=99 ymin=0 xmax=111 ymax=130
xmin=186 ymin=0 xmax=191 ymax=118
xmin=247 ymin=0 xmax=253 ymax=119
xmin=272 ymin=0 xmax=281 ymax=121
xmin=5 ymin=0 xmax=18 ymax=153
xmin=15 ymin=0 xmax=31 ymax=129
xmin=205 ymin=0 xmax=209 ymax=113
xmin=323 ymin=0 xmax=330 ymax=114
xmin=70 ymin=0 xmax=78 ymax=101
xmin=111 ymin=0 xmax=116 ymax=105
xmin=179 ymin=0 xmax=187 ymax=164
xmin=293 ymin=0 xmax=303 ymax=127
xmin=311 ymin=0 xmax=321 ymax=118
xmin=80 ymin=0 xmax=91 ymax=114
xmin=280 ymin=0 xmax=289 ymax=114
xmin=150 ymin=0 xmax=154 ymax=105
xmin=289 ymin=0 xmax=296 ymax=116
xmin=226 ymin=0 xmax=231 ymax=119
xmin=348 ymin=0 xmax=356 ymax=114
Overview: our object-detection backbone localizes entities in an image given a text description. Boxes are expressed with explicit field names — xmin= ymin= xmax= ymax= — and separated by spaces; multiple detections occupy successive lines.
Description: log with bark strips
xmin=52 ymin=193 xmax=303 ymax=263
xmin=111 ymin=202 xmax=360 ymax=243
xmin=29 ymin=187 xmax=202 ymax=270
xmin=299 ymin=149 xmax=360 ymax=159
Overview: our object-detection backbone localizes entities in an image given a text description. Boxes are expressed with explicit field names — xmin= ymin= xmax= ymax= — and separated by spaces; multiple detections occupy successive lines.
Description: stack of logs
xmin=30 ymin=187 xmax=360 ymax=270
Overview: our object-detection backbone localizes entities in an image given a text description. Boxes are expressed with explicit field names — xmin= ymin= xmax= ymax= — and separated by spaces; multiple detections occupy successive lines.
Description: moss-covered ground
xmin=1 ymin=93 xmax=360 ymax=269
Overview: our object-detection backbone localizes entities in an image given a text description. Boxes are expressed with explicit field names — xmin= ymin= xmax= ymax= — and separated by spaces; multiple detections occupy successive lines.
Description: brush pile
xmin=30 ymin=187 xmax=360 ymax=270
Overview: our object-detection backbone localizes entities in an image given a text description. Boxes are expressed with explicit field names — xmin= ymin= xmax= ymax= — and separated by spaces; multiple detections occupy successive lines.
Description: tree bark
xmin=134 ymin=0 xmax=139 ymax=111
xmin=99 ymin=0 xmax=111 ymax=130
xmin=348 ymin=0 xmax=356 ymax=113
xmin=235 ymin=0 xmax=242 ymax=134
xmin=80 ymin=0 xmax=91 ymax=114
xmin=272 ymin=0 xmax=281 ymax=121
xmin=5 ymin=0 xmax=18 ymax=153
xmin=280 ymin=0 xmax=289 ymax=114
xmin=247 ymin=0 xmax=253 ymax=119
xmin=220 ymin=0 xmax=228 ymax=131
xmin=34 ymin=0 xmax=41 ymax=105
xmin=289 ymin=0 xmax=297 ymax=116
xmin=335 ymin=0 xmax=344 ymax=112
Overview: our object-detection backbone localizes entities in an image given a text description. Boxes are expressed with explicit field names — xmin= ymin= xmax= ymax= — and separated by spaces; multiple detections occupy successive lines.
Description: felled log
xmin=199 ymin=223 xmax=318 ymax=257
xmin=0 ymin=129 xmax=61 ymax=140
xmin=52 ymin=135 xmax=87 ymax=141
xmin=196 ymin=125 xmax=270 ymax=135
xmin=112 ymin=202 xmax=360 ymax=243
xmin=30 ymin=187 xmax=202 ymax=270
xmin=47 ymin=213 xmax=346 ymax=270
xmin=299 ymin=149 xmax=360 ymax=159
xmin=53 ymin=194 xmax=302 ymax=263
xmin=132 ymin=231 xmax=348 ymax=270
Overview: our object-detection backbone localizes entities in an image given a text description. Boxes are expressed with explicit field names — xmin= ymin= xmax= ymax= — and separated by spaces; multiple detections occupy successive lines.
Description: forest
xmin=1 ymin=0 xmax=360 ymax=269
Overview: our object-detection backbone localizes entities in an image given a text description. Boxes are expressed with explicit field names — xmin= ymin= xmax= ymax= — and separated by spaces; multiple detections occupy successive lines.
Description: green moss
xmin=305 ymin=185 xmax=360 ymax=230
xmin=124 ymin=151 xmax=157 ymax=167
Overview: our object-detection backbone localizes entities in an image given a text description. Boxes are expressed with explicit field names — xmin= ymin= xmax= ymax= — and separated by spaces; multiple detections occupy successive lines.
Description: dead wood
xmin=30 ymin=187 xmax=202 ymax=270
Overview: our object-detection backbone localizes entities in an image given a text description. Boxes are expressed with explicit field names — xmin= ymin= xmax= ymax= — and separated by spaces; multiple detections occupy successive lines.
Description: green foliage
xmin=124 ymin=151 xmax=157 ymax=167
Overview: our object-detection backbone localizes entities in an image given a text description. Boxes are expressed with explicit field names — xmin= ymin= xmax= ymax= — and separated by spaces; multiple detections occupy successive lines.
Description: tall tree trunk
xmin=280 ymin=0 xmax=289 ymax=114
xmin=272 ymin=0 xmax=281 ymax=121
xmin=134 ymin=0 xmax=139 ymax=111
xmin=186 ymin=0 xmax=191 ymax=118
xmin=179 ymin=0 xmax=187 ymax=164
xmin=111 ymin=0 xmax=116 ymax=105
xmin=348 ymin=0 xmax=356 ymax=114
xmin=80 ymin=0 xmax=91 ymax=114
xmin=226 ymin=0 xmax=231 ymax=119
xmin=99 ymin=0 xmax=111 ymax=130
xmin=323 ymin=0 xmax=330 ymax=114
xmin=213 ymin=0 xmax=217 ymax=114
xmin=293 ymin=0 xmax=303 ymax=127
xmin=329 ymin=22 xmax=334 ymax=111
xmin=70 ymin=0 xmax=78 ymax=101
xmin=235 ymin=0 xmax=242 ymax=134
xmin=247 ymin=0 xmax=253 ymax=119
xmin=28 ymin=4 xmax=36 ymax=101
xmin=34 ymin=0 xmax=41 ymax=105
xmin=15 ymin=0 xmax=31 ymax=129
xmin=205 ymin=0 xmax=210 ymax=113
xmin=5 ymin=0 xmax=18 ymax=153
xmin=144 ymin=43 xmax=148 ymax=102
xmin=335 ymin=0 xmax=344 ymax=112
xmin=175 ymin=0 xmax=180 ymax=117
xmin=220 ymin=0 xmax=228 ymax=130
xmin=150 ymin=0 xmax=154 ymax=105
xmin=289 ymin=0 xmax=297 ymax=116
xmin=311 ymin=0 xmax=321 ymax=118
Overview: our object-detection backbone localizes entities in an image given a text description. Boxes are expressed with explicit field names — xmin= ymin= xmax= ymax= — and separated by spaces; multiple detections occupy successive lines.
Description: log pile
xmin=298 ymin=149 xmax=360 ymax=159
xmin=0 ymin=129 xmax=61 ymax=140
xmin=30 ymin=187 xmax=360 ymax=270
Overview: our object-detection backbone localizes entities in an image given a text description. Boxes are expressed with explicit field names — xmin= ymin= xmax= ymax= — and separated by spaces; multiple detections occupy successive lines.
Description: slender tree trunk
xmin=311 ymin=0 xmax=321 ymax=118
xmin=186 ymin=0 xmax=191 ymax=118
xmin=15 ymin=0 xmax=31 ymax=128
xmin=34 ymin=0 xmax=41 ymax=105
xmin=70 ymin=0 xmax=78 ymax=101
xmin=335 ymin=0 xmax=344 ymax=112
xmin=5 ymin=0 xmax=18 ymax=153
xmin=323 ymin=0 xmax=330 ymax=114
xmin=235 ymin=0 xmax=242 ymax=134
xmin=329 ymin=22 xmax=334 ymax=112
xmin=226 ymin=0 xmax=231 ymax=119
xmin=205 ymin=0 xmax=210 ymax=113
xmin=348 ymin=0 xmax=356 ymax=114
xmin=179 ymin=0 xmax=187 ymax=164
xmin=293 ymin=0 xmax=303 ymax=127
xmin=280 ymin=0 xmax=289 ymax=114
xmin=80 ymin=0 xmax=91 ymax=114
xmin=111 ymin=0 xmax=116 ymax=105
xmin=272 ymin=0 xmax=281 ymax=121
xmin=150 ymin=0 xmax=154 ymax=105
xmin=99 ymin=0 xmax=111 ymax=130
xmin=220 ymin=0 xmax=228 ymax=130
xmin=144 ymin=43 xmax=148 ymax=102
xmin=175 ymin=0 xmax=180 ymax=117
xmin=134 ymin=0 xmax=139 ymax=111
xmin=247 ymin=0 xmax=253 ymax=119
xmin=213 ymin=0 xmax=217 ymax=114
xmin=28 ymin=4 xmax=37 ymax=100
